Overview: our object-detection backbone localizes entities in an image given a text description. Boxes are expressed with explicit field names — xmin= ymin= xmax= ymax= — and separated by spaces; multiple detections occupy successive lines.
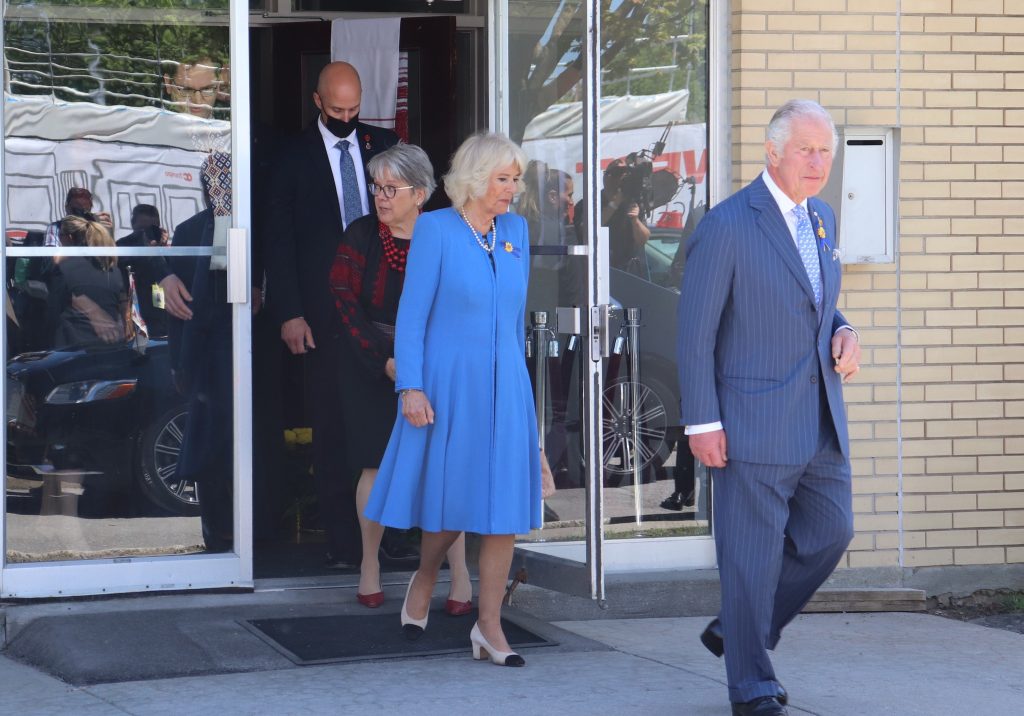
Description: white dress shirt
xmin=317 ymin=117 xmax=370 ymax=229
xmin=684 ymin=170 xmax=856 ymax=436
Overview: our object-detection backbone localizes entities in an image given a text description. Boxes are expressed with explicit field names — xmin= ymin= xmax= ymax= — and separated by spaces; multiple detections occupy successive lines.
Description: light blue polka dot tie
xmin=336 ymin=139 xmax=364 ymax=228
xmin=793 ymin=203 xmax=822 ymax=305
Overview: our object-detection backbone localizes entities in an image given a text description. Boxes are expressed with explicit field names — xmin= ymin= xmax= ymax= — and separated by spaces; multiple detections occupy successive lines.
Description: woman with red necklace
xmin=329 ymin=143 xmax=472 ymax=613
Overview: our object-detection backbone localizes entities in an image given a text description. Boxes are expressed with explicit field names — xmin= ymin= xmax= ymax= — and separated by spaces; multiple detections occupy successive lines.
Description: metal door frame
xmin=0 ymin=0 xmax=253 ymax=598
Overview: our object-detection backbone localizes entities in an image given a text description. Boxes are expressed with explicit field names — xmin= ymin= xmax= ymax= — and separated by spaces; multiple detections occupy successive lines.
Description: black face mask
xmin=322 ymin=112 xmax=359 ymax=139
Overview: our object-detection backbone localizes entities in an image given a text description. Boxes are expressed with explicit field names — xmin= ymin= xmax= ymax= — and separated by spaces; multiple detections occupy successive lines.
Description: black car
xmin=6 ymin=338 xmax=197 ymax=516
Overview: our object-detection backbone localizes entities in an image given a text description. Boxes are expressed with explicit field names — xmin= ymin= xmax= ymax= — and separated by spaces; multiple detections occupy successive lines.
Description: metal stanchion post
xmin=624 ymin=307 xmax=643 ymax=525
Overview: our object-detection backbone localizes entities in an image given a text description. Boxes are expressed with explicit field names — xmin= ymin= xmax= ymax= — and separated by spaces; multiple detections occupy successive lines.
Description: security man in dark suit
xmin=266 ymin=61 xmax=399 ymax=568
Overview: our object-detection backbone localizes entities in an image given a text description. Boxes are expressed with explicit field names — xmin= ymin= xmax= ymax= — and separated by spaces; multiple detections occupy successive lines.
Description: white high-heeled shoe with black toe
xmin=401 ymin=572 xmax=429 ymax=640
xmin=470 ymin=622 xmax=525 ymax=666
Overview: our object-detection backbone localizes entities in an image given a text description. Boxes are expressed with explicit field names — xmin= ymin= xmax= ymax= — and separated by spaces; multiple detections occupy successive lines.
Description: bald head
xmin=314 ymin=62 xmax=362 ymax=124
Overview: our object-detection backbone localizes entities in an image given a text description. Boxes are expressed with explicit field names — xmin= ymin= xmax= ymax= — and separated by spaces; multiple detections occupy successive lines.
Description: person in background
xmin=47 ymin=215 xmax=125 ymax=348
xmin=266 ymin=61 xmax=400 ymax=570
xmin=44 ymin=188 xmax=113 ymax=248
xmin=365 ymin=132 xmax=541 ymax=666
xmin=163 ymin=56 xmax=225 ymax=120
xmin=329 ymin=143 xmax=473 ymax=612
xmin=117 ymin=204 xmax=170 ymax=337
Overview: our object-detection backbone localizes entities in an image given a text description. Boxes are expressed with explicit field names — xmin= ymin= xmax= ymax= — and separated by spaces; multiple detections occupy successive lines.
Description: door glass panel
xmin=508 ymin=0 xmax=589 ymax=551
xmin=4 ymin=4 xmax=235 ymax=563
xmin=597 ymin=1 xmax=711 ymax=541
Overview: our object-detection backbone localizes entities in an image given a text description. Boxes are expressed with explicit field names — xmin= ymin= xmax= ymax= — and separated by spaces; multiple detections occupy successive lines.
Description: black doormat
xmin=243 ymin=611 xmax=554 ymax=665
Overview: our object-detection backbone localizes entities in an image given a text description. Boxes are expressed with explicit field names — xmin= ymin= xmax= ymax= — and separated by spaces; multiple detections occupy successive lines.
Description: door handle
xmin=589 ymin=304 xmax=612 ymax=361
xmin=227 ymin=227 xmax=249 ymax=304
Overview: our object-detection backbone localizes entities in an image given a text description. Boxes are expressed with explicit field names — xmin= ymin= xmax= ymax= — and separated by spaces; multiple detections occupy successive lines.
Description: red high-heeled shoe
xmin=445 ymin=597 xmax=473 ymax=616
xmin=357 ymin=591 xmax=385 ymax=608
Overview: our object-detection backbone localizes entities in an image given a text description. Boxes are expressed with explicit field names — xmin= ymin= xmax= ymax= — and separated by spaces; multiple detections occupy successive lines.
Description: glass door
xmin=498 ymin=0 xmax=716 ymax=601
xmin=0 ymin=0 xmax=252 ymax=597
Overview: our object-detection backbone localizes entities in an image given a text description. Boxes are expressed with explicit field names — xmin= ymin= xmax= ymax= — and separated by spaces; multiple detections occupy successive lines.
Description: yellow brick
xmin=904 ymin=474 xmax=953 ymax=492
xmin=980 ymin=308 xmax=1024 ymax=326
xmin=978 ymin=164 xmax=1024 ymax=181
xmin=954 ymin=511 xmax=1004 ymax=528
xmin=904 ymin=511 xmax=953 ymax=531
xmin=953 ymin=401 xmax=1005 ymax=419
xmin=766 ymin=15 xmax=821 ymax=32
xmin=902 ymin=35 xmax=953 ymax=53
xmin=873 ymin=15 xmax=898 ymax=32
xmin=925 ymin=309 xmax=978 ymax=326
xmin=980 ymin=419 xmax=1024 ymax=436
xmin=924 ymin=126 xmax=977 ymax=144
xmin=1008 ymin=547 xmax=1024 ymax=563
xmin=953 ymin=438 xmax=1006 ymax=456
xmin=979 ymin=492 xmax=1024 ymax=509
xmin=927 ymin=456 xmax=979 ymax=474
xmin=903 ymin=292 xmax=953 ymax=308
xmin=952 ymin=180 xmax=1002 ymax=198
xmin=736 ymin=14 xmax=767 ymax=32
xmin=955 ymin=547 xmax=1005 ymax=565
xmin=977 ymin=16 xmax=1024 ymax=33
xmin=979 ymin=455 xmax=1024 ymax=472
xmin=901 ymin=71 xmax=953 ymax=90
xmin=735 ymin=34 xmax=795 ymax=51
xmin=921 ymin=162 xmax=974 ymax=180
xmin=900 ymin=328 xmax=953 ymax=346
xmin=953 ymin=255 xmax=1004 ymax=271
xmin=952 ymin=327 xmax=1004 ymax=344
xmin=927 ymin=493 xmax=978 ymax=511
xmin=928 ymin=530 xmax=978 ymax=547
xmin=952 ymin=218 xmax=1003 ymax=234
xmin=847 ymin=34 xmax=898 ymax=51
xmin=928 ymin=420 xmax=979 ymax=438
xmin=953 ymin=291 xmax=1004 ymax=308
xmin=979 ymin=345 xmax=1024 ymax=362
xmin=953 ymin=75 xmax=1006 ymax=92
xmin=924 ymin=16 xmax=976 ymax=33
xmin=980 ymin=272 xmax=1024 ymax=289
xmin=735 ymin=53 xmax=767 ymax=70
xmin=952 ymin=0 xmax=1005 ymax=11
xmin=922 ymin=199 xmax=975 ymax=216
xmin=978 ymin=529 xmax=1024 ymax=546
xmin=821 ymin=53 xmax=871 ymax=70
xmin=978 ymin=198 xmax=1024 ymax=217
xmin=793 ymin=34 xmax=848 ymax=51
xmin=902 ymin=109 xmax=954 ymax=128
xmin=1009 ymin=510 xmax=1024 ymax=526
xmin=739 ymin=0 xmax=796 ymax=9
xmin=900 ymin=89 xmax=925 ymax=107
xmin=951 ymin=33 xmax=1004 ymax=53
xmin=846 ymin=71 xmax=899 ymax=89
xmin=978 ymin=55 xmax=1024 ymax=72
xmin=818 ymin=89 xmax=875 ymax=106
xmin=793 ymin=72 xmax=848 ymax=89
xmin=848 ymin=550 xmax=900 ymax=568
xmin=821 ymin=14 xmax=875 ymax=32
xmin=854 ymin=514 xmax=900 ymax=532
xmin=905 ymin=548 xmax=953 ymax=567
xmin=925 ymin=55 xmax=976 ymax=72
xmin=951 ymin=147 xmax=1002 ymax=164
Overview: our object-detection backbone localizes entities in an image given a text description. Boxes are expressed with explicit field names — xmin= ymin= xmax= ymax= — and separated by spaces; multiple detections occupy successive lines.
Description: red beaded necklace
xmin=378 ymin=221 xmax=408 ymax=272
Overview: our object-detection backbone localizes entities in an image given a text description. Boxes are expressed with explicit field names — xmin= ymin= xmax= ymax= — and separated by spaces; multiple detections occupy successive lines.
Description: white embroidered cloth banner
xmin=330 ymin=18 xmax=401 ymax=131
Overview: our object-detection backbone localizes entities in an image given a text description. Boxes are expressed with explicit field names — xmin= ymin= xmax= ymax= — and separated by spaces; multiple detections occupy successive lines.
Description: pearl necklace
xmin=459 ymin=209 xmax=496 ymax=253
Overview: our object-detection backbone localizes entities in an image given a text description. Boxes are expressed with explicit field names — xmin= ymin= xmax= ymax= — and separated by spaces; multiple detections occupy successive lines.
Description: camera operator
xmin=116 ymin=204 xmax=172 ymax=337
xmin=44 ymin=188 xmax=113 ymax=247
xmin=574 ymin=157 xmax=652 ymax=279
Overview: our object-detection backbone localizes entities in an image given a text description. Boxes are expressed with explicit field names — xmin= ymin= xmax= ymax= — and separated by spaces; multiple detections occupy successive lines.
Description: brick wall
xmin=731 ymin=0 xmax=1024 ymax=570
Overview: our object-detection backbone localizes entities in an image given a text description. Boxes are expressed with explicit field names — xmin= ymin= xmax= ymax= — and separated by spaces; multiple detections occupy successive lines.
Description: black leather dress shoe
xmin=731 ymin=696 xmax=788 ymax=716
xmin=659 ymin=490 xmax=696 ymax=511
xmin=700 ymin=619 xmax=788 ymax=705
xmin=700 ymin=618 xmax=724 ymax=657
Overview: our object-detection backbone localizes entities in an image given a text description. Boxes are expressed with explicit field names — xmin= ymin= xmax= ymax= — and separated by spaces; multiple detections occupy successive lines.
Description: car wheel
xmin=601 ymin=377 xmax=671 ymax=486
xmin=137 ymin=406 xmax=200 ymax=516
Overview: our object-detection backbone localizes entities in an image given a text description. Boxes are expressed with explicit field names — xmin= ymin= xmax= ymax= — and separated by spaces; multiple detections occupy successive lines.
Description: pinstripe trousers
xmin=711 ymin=386 xmax=854 ymax=704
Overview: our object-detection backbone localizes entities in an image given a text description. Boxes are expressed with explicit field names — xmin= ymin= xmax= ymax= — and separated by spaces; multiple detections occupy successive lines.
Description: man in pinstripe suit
xmin=677 ymin=100 xmax=862 ymax=716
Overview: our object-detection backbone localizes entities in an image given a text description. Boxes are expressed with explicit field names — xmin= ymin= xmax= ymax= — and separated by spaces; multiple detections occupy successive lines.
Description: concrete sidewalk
xmin=2 ymin=601 xmax=1023 ymax=715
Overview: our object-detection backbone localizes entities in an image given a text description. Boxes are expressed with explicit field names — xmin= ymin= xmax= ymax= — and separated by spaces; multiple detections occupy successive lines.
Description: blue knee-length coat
xmin=365 ymin=207 xmax=542 ymax=534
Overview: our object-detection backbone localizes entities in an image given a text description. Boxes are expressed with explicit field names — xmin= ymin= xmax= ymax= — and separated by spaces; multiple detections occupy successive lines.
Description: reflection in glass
xmin=4 ymin=6 xmax=231 ymax=562
xmin=512 ymin=1 xmax=712 ymax=545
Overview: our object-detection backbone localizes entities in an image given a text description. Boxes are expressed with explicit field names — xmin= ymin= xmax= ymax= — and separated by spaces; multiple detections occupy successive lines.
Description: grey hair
xmin=443 ymin=131 xmax=528 ymax=209
xmin=766 ymin=99 xmax=838 ymax=155
xmin=367 ymin=142 xmax=437 ymax=199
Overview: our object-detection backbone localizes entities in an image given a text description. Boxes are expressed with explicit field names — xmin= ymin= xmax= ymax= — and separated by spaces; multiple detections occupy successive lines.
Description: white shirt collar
xmin=761 ymin=169 xmax=807 ymax=217
xmin=318 ymin=115 xmax=357 ymax=147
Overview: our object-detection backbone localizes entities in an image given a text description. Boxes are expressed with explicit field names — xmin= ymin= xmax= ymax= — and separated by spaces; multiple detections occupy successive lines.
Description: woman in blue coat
xmin=365 ymin=132 xmax=542 ymax=666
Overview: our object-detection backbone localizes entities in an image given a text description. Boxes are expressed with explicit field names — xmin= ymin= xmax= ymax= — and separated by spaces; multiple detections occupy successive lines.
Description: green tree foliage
xmin=508 ymin=0 xmax=708 ymax=142
xmin=4 ymin=8 xmax=228 ymax=113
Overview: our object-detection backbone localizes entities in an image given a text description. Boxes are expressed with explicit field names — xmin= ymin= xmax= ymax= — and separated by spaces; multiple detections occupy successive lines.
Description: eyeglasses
xmin=369 ymin=183 xmax=414 ymax=199
xmin=172 ymin=85 xmax=218 ymax=100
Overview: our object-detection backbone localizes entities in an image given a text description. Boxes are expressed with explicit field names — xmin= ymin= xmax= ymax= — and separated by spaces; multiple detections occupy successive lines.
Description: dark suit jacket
xmin=265 ymin=120 xmax=398 ymax=340
xmin=676 ymin=174 xmax=850 ymax=465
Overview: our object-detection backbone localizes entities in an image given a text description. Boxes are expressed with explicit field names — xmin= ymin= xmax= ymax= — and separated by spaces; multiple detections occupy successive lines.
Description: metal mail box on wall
xmin=820 ymin=126 xmax=898 ymax=264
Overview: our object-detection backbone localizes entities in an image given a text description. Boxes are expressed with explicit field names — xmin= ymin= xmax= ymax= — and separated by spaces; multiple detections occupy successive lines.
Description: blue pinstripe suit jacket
xmin=676 ymin=175 xmax=850 ymax=465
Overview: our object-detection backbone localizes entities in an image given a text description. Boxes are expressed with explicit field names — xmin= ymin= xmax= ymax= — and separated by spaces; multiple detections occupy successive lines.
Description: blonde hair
xmin=60 ymin=215 xmax=117 ymax=271
xmin=443 ymin=131 xmax=528 ymax=210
